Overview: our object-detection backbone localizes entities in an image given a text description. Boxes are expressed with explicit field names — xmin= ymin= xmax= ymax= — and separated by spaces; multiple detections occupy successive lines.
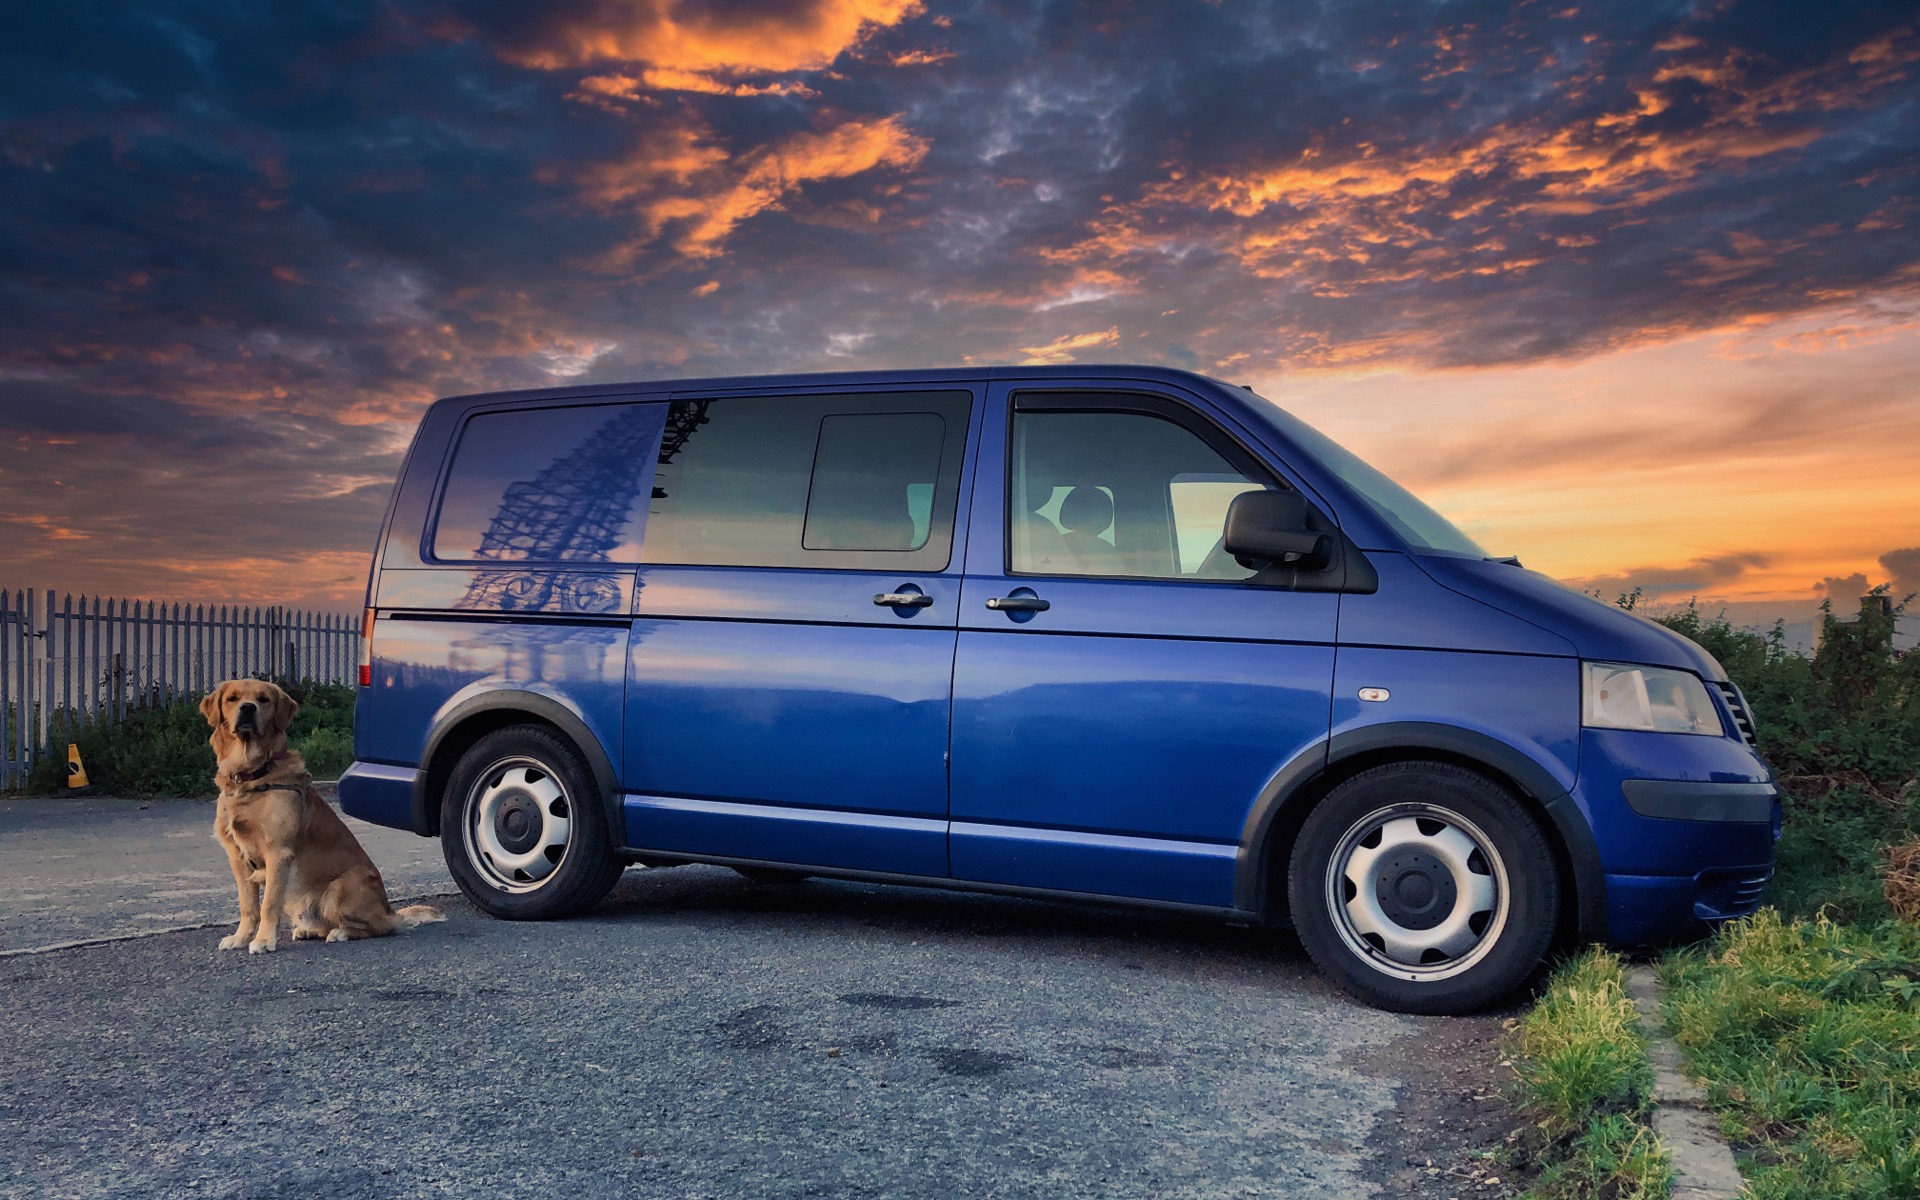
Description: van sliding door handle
xmin=985 ymin=595 xmax=1050 ymax=612
xmin=874 ymin=592 xmax=935 ymax=609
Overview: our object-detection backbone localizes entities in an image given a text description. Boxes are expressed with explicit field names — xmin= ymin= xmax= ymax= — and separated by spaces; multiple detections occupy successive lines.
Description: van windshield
xmin=1244 ymin=393 xmax=1488 ymax=557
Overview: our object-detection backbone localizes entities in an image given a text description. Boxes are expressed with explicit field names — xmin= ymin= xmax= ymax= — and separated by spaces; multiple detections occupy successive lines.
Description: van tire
xmin=440 ymin=725 xmax=625 ymax=920
xmin=1288 ymin=761 xmax=1558 ymax=1015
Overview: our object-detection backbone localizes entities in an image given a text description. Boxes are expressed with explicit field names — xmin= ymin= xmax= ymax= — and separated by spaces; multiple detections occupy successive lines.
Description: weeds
xmin=1509 ymin=949 xmax=1670 ymax=1200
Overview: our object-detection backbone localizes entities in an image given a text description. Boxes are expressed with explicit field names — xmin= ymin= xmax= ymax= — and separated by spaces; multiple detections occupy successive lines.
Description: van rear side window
xmin=431 ymin=403 xmax=664 ymax=563
xmin=643 ymin=391 xmax=971 ymax=571
xmin=804 ymin=413 xmax=945 ymax=551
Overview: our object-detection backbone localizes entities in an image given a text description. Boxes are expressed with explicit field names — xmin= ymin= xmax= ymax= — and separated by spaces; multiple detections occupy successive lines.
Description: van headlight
xmin=1581 ymin=662 xmax=1726 ymax=736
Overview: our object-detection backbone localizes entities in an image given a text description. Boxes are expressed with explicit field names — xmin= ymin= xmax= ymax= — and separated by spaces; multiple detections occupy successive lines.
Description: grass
xmin=22 ymin=679 xmax=356 ymax=796
xmin=1661 ymin=912 xmax=1920 ymax=1200
xmin=1509 ymin=948 xmax=1670 ymax=1199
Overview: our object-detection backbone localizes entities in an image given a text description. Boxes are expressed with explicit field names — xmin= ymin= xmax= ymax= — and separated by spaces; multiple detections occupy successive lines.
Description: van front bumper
xmin=1577 ymin=729 xmax=1781 ymax=945
xmin=1605 ymin=861 xmax=1777 ymax=945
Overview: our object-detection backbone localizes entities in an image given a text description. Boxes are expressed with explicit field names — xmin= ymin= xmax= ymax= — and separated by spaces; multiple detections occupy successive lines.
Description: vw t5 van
xmin=342 ymin=366 xmax=1778 ymax=1013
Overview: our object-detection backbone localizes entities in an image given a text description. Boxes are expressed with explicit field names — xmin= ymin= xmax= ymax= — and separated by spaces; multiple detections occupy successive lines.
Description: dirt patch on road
xmin=1351 ymin=1013 xmax=1530 ymax=1198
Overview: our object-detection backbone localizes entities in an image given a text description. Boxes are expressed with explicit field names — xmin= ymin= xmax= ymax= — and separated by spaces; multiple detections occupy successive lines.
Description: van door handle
xmin=874 ymin=592 xmax=934 ymax=609
xmin=985 ymin=595 xmax=1050 ymax=612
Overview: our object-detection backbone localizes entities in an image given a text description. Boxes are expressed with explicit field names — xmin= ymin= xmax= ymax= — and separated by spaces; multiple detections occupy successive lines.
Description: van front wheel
xmin=1288 ymin=762 xmax=1558 ymax=1014
xmin=441 ymin=725 xmax=625 ymax=920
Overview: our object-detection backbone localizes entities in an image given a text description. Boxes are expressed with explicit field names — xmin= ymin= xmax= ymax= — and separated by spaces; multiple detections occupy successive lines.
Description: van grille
xmin=1694 ymin=867 xmax=1772 ymax=921
xmin=1713 ymin=681 xmax=1758 ymax=748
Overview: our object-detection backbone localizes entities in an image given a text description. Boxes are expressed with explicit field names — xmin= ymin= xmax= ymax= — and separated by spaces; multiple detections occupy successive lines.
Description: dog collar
xmin=235 ymin=751 xmax=290 ymax=783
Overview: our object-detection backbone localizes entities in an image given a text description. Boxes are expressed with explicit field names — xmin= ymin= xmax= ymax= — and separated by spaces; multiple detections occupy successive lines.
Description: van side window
xmin=1011 ymin=409 xmax=1271 ymax=582
xmin=643 ymin=391 xmax=972 ymax=570
xmin=432 ymin=404 xmax=663 ymax=563
xmin=803 ymin=414 xmax=946 ymax=551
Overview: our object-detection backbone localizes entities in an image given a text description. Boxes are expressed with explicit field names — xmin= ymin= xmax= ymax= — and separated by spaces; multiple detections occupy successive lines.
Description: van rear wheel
xmin=441 ymin=725 xmax=624 ymax=920
xmin=1289 ymin=762 xmax=1558 ymax=1014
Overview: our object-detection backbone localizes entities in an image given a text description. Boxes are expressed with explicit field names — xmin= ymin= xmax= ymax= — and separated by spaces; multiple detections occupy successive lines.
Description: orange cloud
xmin=1019 ymin=327 xmax=1119 ymax=365
xmin=492 ymin=0 xmax=922 ymax=97
xmin=573 ymin=70 xmax=816 ymax=102
xmin=1043 ymin=20 xmax=1918 ymax=349
xmin=574 ymin=121 xmax=730 ymax=203
xmin=585 ymin=115 xmax=929 ymax=262
xmin=889 ymin=48 xmax=953 ymax=67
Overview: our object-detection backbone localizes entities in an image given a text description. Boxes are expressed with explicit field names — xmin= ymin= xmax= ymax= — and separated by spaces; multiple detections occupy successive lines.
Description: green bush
xmin=24 ymin=679 xmax=356 ymax=797
xmin=1649 ymin=591 xmax=1918 ymax=921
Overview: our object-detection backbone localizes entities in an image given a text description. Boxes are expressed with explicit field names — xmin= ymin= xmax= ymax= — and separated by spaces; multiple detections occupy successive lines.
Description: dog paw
xmin=325 ymin=929 xmax=349 ymax=943
xmin=290 ymin=926 xmax=325 ymax=941
xmin=247 ymin=936 xmax=278 ymax=954
xmin=219 ymin=931 xmax=251 ymax=951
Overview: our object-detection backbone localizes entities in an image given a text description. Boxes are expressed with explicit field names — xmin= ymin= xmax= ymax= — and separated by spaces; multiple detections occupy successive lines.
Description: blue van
xmin=341 ymin=366 xmax=1778 ymax=1013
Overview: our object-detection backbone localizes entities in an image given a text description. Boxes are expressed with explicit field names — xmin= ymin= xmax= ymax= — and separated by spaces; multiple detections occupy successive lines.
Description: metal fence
xmin=0 ymin=588 xmax=358 ymax=790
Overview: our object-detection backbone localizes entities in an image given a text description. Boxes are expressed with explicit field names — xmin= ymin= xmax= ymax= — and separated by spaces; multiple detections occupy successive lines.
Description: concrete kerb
xmin=1626 ymin=964 xmax=1744 ymax=1200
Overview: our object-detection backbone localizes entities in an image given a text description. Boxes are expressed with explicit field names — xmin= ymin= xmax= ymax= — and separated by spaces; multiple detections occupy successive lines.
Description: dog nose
xmin=239 ymin=702 xmax=257 ymax=715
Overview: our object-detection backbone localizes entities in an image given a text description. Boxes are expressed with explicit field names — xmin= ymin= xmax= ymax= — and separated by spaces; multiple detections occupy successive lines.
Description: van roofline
xmin=424 ymin=363 xmax=1260 ymax=411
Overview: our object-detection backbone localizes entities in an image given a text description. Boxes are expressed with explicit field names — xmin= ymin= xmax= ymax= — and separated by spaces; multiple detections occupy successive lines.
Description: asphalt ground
xmin=0 ymin=796 xmax=1513 ymax=1200
xmin=0 ymin=795 xmax=449 ymax=955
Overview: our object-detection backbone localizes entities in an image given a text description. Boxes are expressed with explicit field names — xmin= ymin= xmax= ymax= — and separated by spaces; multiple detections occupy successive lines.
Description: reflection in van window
xmin=433 ymin=404 xmax=666 ymax=562
xmin=643 ymin=391 xmax=972 ymax=570
xmin=804 ymin=414 xmax=946 ymax=551
xmin=1012 ymin=409 xmax=1269 ymax=582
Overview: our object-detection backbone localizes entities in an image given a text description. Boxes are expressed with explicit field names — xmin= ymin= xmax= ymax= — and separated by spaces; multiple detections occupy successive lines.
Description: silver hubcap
xmin=1325 ymin=803 xmax=1508 ymax=982
xmin=465 ymin=757 xmax=571 ymax=893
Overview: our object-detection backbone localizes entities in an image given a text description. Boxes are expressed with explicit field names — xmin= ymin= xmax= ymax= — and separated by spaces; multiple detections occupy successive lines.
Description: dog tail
xmin=392 ymin=903 xmax=446 ymax=930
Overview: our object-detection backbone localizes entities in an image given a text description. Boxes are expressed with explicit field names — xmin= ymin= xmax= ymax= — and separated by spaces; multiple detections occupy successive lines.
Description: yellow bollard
xmin=66 ymin=743 xmax=89 ymax=789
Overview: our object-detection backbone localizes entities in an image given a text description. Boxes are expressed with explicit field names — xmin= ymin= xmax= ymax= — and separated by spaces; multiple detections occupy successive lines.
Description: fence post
xmin=114 ymin=595 xmax=127 ymax=721
xmin=57 ymin=592 xmax=70 ymax=751
xmin=145 ymin=599 xmax=156 ymax=709
xmin=38 ymin=589 xmax=50 ymax=754
xmin=2 ymin=590 xmax=12 ymax=789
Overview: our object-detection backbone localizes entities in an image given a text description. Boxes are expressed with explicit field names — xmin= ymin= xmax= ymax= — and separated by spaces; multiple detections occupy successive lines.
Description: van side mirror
xmin=1223 ymin=490 xmax=1332 ymax=570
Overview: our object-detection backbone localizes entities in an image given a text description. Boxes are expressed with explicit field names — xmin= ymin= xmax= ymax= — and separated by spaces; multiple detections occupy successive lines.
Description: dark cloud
xmin=1813 ymin=572 xmax=1872 ymax=605
xmin=1881 ymin=547 xmax=1920 ymax=596
xmin=0 ymin=1 xmax=1916 ymax=602
xmin=1571 ymin=552 xmax=1774 ymax=599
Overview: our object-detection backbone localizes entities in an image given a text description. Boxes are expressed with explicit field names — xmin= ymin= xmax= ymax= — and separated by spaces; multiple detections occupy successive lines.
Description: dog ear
xmin=272 ymin=683 xmax=300 ymax=734
xmin=199 ymin=683 xmax=227 ymax=730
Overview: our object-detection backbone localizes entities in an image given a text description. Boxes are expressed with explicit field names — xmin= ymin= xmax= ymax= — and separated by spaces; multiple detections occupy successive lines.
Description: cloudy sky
xmin=2 ymin=0 xmax=1916 ymax=636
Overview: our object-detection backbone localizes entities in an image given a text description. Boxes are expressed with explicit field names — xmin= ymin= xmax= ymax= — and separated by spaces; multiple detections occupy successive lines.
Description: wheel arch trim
xmin=1235 ymin=721 xmax=1606 ymax=942
xmin=412 ymin=690 xmax=621 ymax=841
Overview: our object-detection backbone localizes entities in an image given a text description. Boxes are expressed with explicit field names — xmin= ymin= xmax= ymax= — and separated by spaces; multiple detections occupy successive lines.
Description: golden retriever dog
xmin=201 ymin=679 xmax=443 ymax=953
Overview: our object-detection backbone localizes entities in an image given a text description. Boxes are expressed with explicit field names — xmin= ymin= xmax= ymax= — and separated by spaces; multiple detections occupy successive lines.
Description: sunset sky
xmin=2 ymin=1 xmax=1916 ymax=642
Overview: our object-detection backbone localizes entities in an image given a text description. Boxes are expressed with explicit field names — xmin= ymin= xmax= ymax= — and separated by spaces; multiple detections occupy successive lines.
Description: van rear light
xmin=359 ymin=608 xmax=374 ymax=687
